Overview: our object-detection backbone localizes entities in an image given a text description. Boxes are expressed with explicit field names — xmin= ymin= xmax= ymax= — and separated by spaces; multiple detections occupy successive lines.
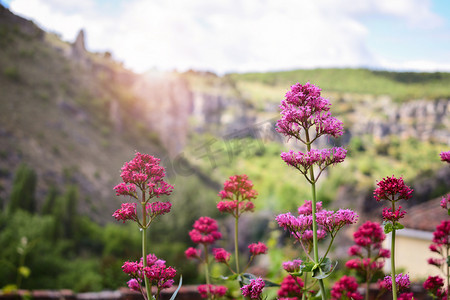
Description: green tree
xmin=8 ymin=163 xmax=37 ymax=214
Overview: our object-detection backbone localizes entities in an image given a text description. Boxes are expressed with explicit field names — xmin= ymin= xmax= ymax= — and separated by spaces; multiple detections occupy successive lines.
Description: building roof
xmin=401 ymin=197 xmax=448 ymax=232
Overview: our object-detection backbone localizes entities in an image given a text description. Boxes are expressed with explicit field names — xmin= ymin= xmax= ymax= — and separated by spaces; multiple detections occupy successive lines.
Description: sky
xmin=3 ymin=0 xmax=450 ymax=74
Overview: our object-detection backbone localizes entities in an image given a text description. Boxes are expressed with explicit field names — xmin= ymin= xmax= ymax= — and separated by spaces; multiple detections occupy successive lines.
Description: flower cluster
xmin=276 ymin=82 xmax=343 ymax=141
xmin=432 ymin=220 xmax=450 ymax=245
xmin=280 ymin=148 xmax=347 ymax=180
xmin=213 ymin=248 xmax=231 ymax=263
xmin=198 ymin=284 xmax=228 ymax=299
xmin=440 ymin=150 xmax=450 ymax=163
xmin=423 ymin=276 xmax=446 ymax=299
xmin=383 ymin=273 xmax=410 ymax=292
xmin=217 ymin=174 xmax=257 ymax=217
xmin=113 ymin=203 xmax=137 ymax=223
xmin=278 ymin=275 xmax=304 ymax=299
xmin=114 ymin=152 xmax=174 ymax=199
xmin=315 ymin=209 xmax=358 ymax=235
xmin=382 ymin=206 xmax=407 ymax=222
xmin=373 ymin=175 xmax=413 ymax=203
xmin=330 ymin=276 xmax=363 ymax=300
xmin=282 ymin=259 xmax=303 ymax=273
xmin=441 ymin=194 xmax=449 ymax=210
xmin=185 ymin=247 xmax=201 ymax=260
xmin=248 ymin=242 xmax=268 ymax=256
xmin=122 ymin=254 xmax=176 ymax=292
xmin=241 ymin=277 xmax=265 ymax=299
xmin=189 ymin=216 xmax=222 ymax=245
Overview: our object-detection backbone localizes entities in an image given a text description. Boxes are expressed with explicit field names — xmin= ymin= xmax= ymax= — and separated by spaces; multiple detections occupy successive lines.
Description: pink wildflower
xmin=113 ymin=202 xmax=137 ymax=223
xmin=353 ymin=221 xmax=386 ymax=248
xmin=316 ymin=209 xmax=358 ymax=234
xmin=213 ymin=248 xmax=231 ymax=263
xmin=282 ymin=259 xmax=303 ymax=273
xmin=383 ymin=273 xmax=410 ymax=292
xmin=276 ymin=212 xmax=313 ymax=234
xmin=277 ymin=275 xmax=304 ymax=298
xmin=114 ymin=152 xmax=173 ymax=199
xmin=423 ymin=276 xmax=445 ymax=299
xmin=348 ymin=245 xmax=362 ymax=257
xmin=398 ymin=293 xmax=414 ymax=300
xmin=382 ymin=206 xmax=407 ymax=222
xmin=281 ymin=148 xmax=347 ymax=176
xmin=373 ymin=175 xmax=413 ymax=202
xmin=441 ymin=194 xmax=449 ymax=210
xmin=330 ymin=276 xmax=363 ymax=300
xmin=241 ymin=277 xmax=265 ymax=299
xmin=189 ymin=217 xmax=222 ymax=245
xmin=198 ymin=284 xmax=228 ymax=299
xmin=440 ymin=151 xmax=450 ymax=163
xmin=218 ymin=174 xmax=258 ymax=201
xmin=432 ymin=220 xmax=450 ymax=245
xmin=185 ymin=247 xmax=201 ymax=260
xmin=248 ymin=242 xmax=268 ymax=256
xmin=127 ymin=279 xmax=141 ymax=292
xmin=427 ymin=257 xmax=445 ymax=267
xmin=146 ymin=201 xmax=172 ymax=216
xmin=276 ymin=82 xmax=343 ymax=140
xmin=298 ymin=200 xmax=323 ymax=215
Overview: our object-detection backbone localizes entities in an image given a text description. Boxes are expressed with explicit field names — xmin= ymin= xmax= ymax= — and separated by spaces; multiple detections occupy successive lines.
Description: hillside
xmin=0 ymin=4 xmax=449 ymax=291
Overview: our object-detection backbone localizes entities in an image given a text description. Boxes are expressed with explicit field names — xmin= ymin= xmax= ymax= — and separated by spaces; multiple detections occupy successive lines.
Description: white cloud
xmin=8 ymin=0 xmax=449 ymax=74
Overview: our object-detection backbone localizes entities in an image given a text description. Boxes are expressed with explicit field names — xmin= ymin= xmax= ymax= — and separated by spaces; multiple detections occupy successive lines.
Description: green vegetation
xmin=228 ymin=68 xmax=450 ymax=103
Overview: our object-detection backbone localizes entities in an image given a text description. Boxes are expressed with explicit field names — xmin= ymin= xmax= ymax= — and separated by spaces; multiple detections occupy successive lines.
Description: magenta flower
xmin=441 ymin=194 xmax=449 ymax=210
xmin=281 ymin=148 xmax=347 ymax=179
xmin=248 ymin=242 xmax=268 ymax=256
xmin=423 ymin=276 xmax=445 ymax=298
xmin=398 ymin=292 xmax=414 ymax=300
xmin=213 ymin=248 xmax=231 ymax=263
xmin=185 ymin=247 xmax=201 ymax=260
xmin=114 ymin=152 xmax=174 ymax=199
xmin=383 ymin=273 xmax=410 ymax=292
xmin=315 ymin=209 xmax=358 ymax=235
xmin=440 ymin=151 xmax=450 ymax=163
xmin=127 ymin=278 xmax=141 ymax=292
xmin=277 ymin=275 xmax=304 ymax=298
xmin=198 ymin=284 xmax=228 ymax=299
xmin=353 ymin=221 xmax=386 ymax=248
xmin=113 ymin=202 xmax=137 ymax=223
xmin=330 ymin=276 xmax=363 ymax=300
xmin=382 ymin=206 xmax=407 ymax=222
xmin=282 ymin=259 xmax=303 ymax=273
xmin=189 ymin=216 xmax=222 ymax=245
xmin=276 ymin=82 xmax=343 ymax=141
xmin=241 ymin=277 xmax=265 ymax=299
xmin=427 ymin=257 xmax=445 ymax=267
xmin=298 ymin=200 xmax=323 ymax=215
xmin=276 ymin=212 xmax=313 ymax=234
xmin=373 ymin=175 xmax=413 ymax=202
xmin=217 ymin=174 xmax=257 ymax=217
xmin=146 ymin=201 xmax=172 ymax=217
xmin=432 ymin=220 xmax=450 ymax=245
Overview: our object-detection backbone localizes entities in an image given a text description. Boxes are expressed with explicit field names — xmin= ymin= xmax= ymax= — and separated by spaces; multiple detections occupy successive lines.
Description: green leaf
xmin=262 ymin=280 xmax=280 ymax=287
xmin=169 ymin=276 xmax=183 ymax=300
xmin=301 ymin=261 xmax=316 ymax=272
xmin=18 ymin=266 xmax=31 ymax=278
xmin=312 ymin=260 xmax=337 ymax=279
xmin=220 ymin=274 xmax=240 ymax=281
xmin=394 ymin=223 xmax=404 ymax=230
xmin=446 ymin=256 xmax=450 ymax=265
xmin=2 ymin=284 xmax=18 ymax=293
xmin=383 ymin=222 xmax=393 ymax=234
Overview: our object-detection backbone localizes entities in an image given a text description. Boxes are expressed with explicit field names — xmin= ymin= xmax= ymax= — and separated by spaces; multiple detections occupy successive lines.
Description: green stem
xmin=142 ymin=227 xmax=152 ymax=300
xmin=391 ymin=228 xmax=397 ymax=300
xmin=235 ymin=214 xmax=240 ymax=274
xmin=306 ymin=132 xmax=326 ymax=300
xmin=204 ymin=244 xmax=211 ymax=286
xmin=446 ymin=246 xmax=449 ymax=300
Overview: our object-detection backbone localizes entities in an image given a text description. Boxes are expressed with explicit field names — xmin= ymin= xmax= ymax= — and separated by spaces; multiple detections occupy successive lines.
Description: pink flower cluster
xmin=432 ymin=220 xmax=450 ymax=245
xmin=345 ymin=258 xmax=386 ymax=271
xmin=441 ymin=194 xmax=449 ymax=210
xmin=282 ymin=259 xmax=303 ymax=273
xmin=440 ymin=150 xmax=450 ymax=163
xmin=217 ymin=174 xmax=257 ymax=217
xmin=147 ymin=201 xmax=172 ymax=217
xmin=276 ymin=82 xmax=343 ymax=140
xmin=281 ymin=148 xmax=347 ymax=177
xmin=383 ymin=273 xmax=410 ymax=292
xmin=189 ymin=216 xmax=222 ymax=245
xmin=185 ymin=247 xmax=201 ymax=259
xmin=122 ymin=254 xmax=176 ymax=291
xmin=315 ymin=209 xmax=358 ymax=235
xmin=197 ymin=284 xmax=228 ymax=299
xmin=373 ymin=175 xmax=413 ymax=202
xmin=113 ymin=203 xmax=137 ymax=223
xmin=330 ymin=276 xmax=363 ymax=300
xmin=423 ymin=276 xmax=446 ymax=299
xmin=277 ymin=275 xmax=304 ymax=299
xmin=248 ymin=242 xmax=268 ymax=256
xmin=213 ymin=248 xmax=231 ymax=263
xmin=114 ymin=152 xmax=174 ymax=199
xmin=382 ymin=206 xmax=407 ymax=222
xmin=353 ymin=221 xmax=386 ymax=248
xmin=241 ymin=277 xmax=265 ymax=299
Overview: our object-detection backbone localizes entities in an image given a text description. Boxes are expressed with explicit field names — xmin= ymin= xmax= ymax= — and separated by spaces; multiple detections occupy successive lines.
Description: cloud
xmin=8 ymin=0 xmax=449 ymax=73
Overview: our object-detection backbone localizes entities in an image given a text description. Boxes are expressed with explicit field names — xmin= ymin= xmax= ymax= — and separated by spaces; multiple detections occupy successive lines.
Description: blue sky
xmin=4 ymin=0 xmax=450 ymax=74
